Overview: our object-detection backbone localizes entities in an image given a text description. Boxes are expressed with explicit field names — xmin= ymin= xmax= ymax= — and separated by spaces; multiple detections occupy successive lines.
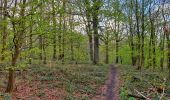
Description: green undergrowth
xmin=29 ymin=63 xmax=109 ymax=99
xmin=120 ymin=65 xmax=170 ymax=100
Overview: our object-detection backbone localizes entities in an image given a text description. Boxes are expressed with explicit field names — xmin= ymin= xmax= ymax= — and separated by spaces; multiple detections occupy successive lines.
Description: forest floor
xmin=119 ymin=65 xmax=170 ymax=100
xmin=0 ymin=63 xmax=113 ymax=100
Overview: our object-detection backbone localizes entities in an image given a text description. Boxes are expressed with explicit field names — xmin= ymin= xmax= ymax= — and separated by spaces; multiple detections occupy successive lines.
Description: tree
xmin=6 ymin=0 xmax=27 ymax=92
xmin=92 ymin=0 xmax=103 ymax=64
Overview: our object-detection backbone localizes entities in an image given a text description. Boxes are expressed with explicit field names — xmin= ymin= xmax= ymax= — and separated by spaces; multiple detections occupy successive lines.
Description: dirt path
xmin=106 ymin=65 xmax=118 ymax=100
xmin=92 ymin=64 xmax=119 ymax=100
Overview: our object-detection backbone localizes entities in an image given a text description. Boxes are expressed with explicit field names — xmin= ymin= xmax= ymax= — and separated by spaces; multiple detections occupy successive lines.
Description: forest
xmin=0 ymin=0 xmax=170 ymax=100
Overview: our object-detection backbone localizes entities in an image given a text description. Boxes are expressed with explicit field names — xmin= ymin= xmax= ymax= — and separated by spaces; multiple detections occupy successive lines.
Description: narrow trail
xmin=106 ymin=64 xmax=119 ymax=100
xmin=92 ymin=64 xmax=119 ymax=100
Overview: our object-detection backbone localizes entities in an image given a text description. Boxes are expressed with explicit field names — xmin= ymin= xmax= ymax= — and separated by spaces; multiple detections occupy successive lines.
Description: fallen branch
xmin=134 ymin=89 xmax=152 ymax=100
xmin=128 ymin=94 xmax=145 ymax=99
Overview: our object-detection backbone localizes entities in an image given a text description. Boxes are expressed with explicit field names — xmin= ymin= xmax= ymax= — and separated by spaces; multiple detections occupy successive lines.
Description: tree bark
xmin=140 ymin=0 xmax=145 ymax=67
xmin=129 ymin=0 xmax=136 ymax=66
xmin=42 ymin=37 xmax=47 ymax=64
xmin=160 ymin=32 xmax=165 ymax=71
xmin=1 ymin=0 xmax=8 ymax=61
xmin=29 ymin=15 xmax=33 ymax=64
xmin=62 ymin=0 xmax=66 ymax=64
xmin=39 ymin=35 xmax=43 ymax=60
xmin=166 ymin=36 xmax=170 ymax=79
xmin=92 ymin=0 xmax=100 ymax=64
xmin=105 ymin=42 xmax=109 ymax=64
xmin=92 ymin=14 xmax=99 ymax=64
xmin=135 ymin=0 xmax=141 ymax=69
xmin=71 ymin=40 xmax=74 ymax=61
xmin=150 ymin=19 xmax=156 ymax=69
xmin=52 ymin=0 xmax=57 ymax=60
xmin=6 ymin=45 xmax=20 ymax=92
xmin=58 ymin=14 xmax=62 ymax=60
xmin=147 ymin=33 xmax=152 ymax=68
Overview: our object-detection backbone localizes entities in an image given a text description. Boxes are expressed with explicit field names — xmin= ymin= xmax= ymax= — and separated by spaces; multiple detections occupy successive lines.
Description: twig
xmin=134 ymin=89 xmax=152 ymax=100
xmin=159 ymin=78 xmax=166 ymax=100
xmin=159 ymin=87 xmax=165 ymax=100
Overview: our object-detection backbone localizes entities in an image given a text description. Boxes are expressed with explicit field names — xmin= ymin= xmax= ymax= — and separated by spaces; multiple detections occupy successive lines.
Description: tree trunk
xmin=42 ymin=37 xmax=47 ymax=64
xmin=128 ymin=0 xmax=136 ymax=66
xmin=88 ymin=34 xmax=93 ymax=62
xmin=135 ymin=0 xmax=141 ymax=69
xmin=147 ymin=34 xmax=152 ymax=68
xmin=140 ymin=0 xmax=145 ymax=67
xmin=53 ymin=31 xmax=57 ymax=60
xmin=92 ymin=1 xmax=100 ymax=64
xmin=115 ymin=19 xmax=120 ymax=64
xmin=167 ymin=38 xmax=170 ymax=79
xmin=58 ymin=14 xmax=62 ymax=60
xmin=52 ymin=0 xmax=57 ymax=60
xmin=116 ymin=40 xmax=119 ymax=64
xmin=129 ymin=24 xmax=135 ymax=65
xmin=29 ymin=15 xmax=33 ymax=64
xmin=93 ymin=17 xmax=99 ymax=64
xmin=165 ymin=31 xmax=170 ymax=78
xmin=61 ymin=0 xmax=66 ymax=64
xmin=160 ymin=32 xmax=165 ymax=71
xmin=6 ymin=0 xmax=26 ymax=93
xmin=150 ymin=19 xmax=156 ymax=69
xmin=85 ymin=0 xmax=93 ymax=63
xmin=105 ymin=42 xmax=109 ymax=64
xmin=6 ymin=45 xmax=20 ymax=93
xmin=29 ymin=34 xmax=33 ymax=64
xmin=39 ymin=35 xmax=43 ymax=60
xmin=1 ymin=0 xmax=8 ymax=61
xmin=71 ymin=40 xmax=74 ymax=61
xmin=152 ymin=33 xmax=156 ymax=69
